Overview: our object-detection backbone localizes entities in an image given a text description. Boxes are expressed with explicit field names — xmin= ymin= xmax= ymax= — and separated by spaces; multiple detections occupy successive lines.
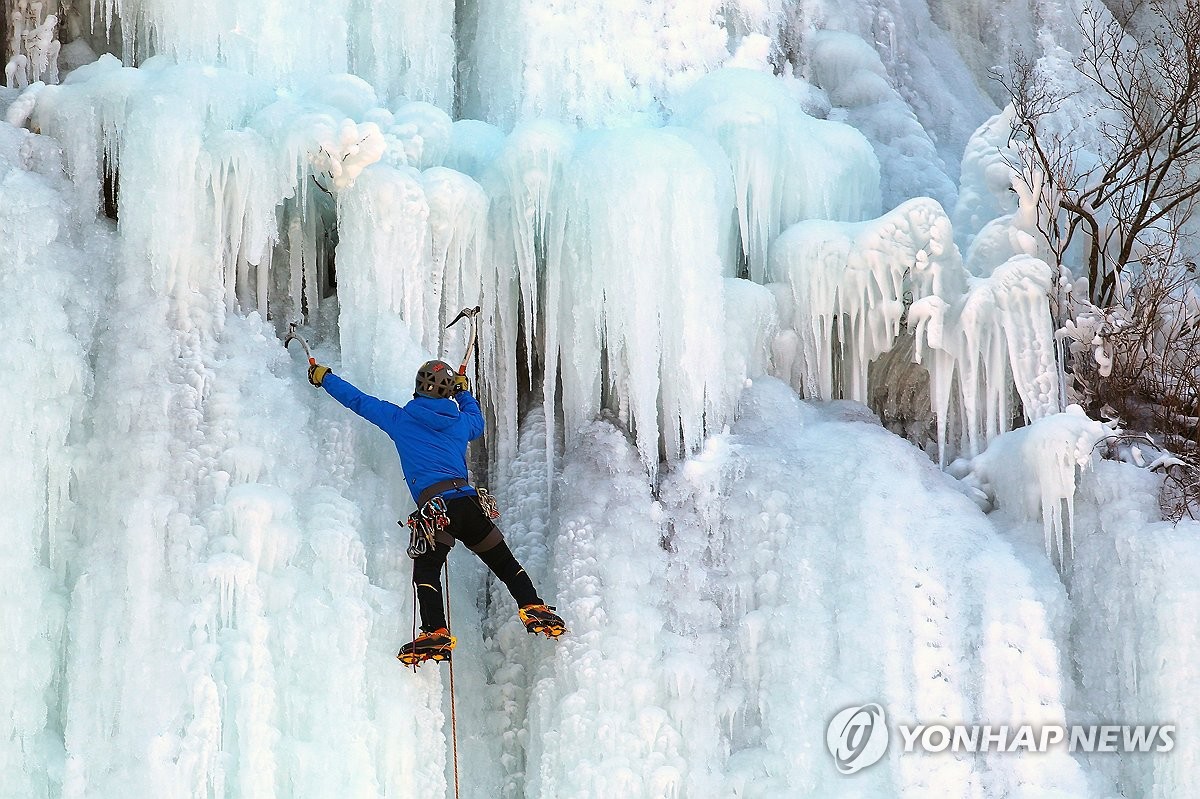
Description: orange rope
xmin=444 ymin=561 xmax=460 ymax=799
xmin=409 ymin=584 xmax=418 ymax=674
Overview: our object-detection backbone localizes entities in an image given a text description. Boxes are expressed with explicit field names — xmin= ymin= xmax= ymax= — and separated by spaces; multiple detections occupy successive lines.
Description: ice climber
xmin=307 ymin=358 xmax=565 ymax=666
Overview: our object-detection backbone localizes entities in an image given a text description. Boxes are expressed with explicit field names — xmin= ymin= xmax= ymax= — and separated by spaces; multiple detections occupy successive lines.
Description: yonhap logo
xmin=825 ymin=702 xmax=1174 ymax=775
xmin=827 ymin=703 xmax=889 ymax=774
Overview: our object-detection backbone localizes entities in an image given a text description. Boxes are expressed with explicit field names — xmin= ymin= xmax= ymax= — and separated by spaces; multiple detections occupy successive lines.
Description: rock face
xmin=869 ymin=332 xmax=939 ymax=458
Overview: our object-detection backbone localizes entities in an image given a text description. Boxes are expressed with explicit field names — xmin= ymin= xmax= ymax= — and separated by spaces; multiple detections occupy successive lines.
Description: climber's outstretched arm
xmin=320 ymin=371 xmax=402 ymax=430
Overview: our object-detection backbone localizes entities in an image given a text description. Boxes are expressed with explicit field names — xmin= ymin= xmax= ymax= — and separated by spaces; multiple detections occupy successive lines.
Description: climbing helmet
xmin=415 ymin=359 xmax=457 ymax=399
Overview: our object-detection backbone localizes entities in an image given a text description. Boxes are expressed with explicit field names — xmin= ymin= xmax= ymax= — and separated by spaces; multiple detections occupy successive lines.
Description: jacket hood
xmin=405 ymin=395 xmax=461 ymax=431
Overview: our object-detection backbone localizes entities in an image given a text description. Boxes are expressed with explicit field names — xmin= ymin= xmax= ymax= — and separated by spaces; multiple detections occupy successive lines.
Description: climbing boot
xmin=519 ymin=604 xmax=566 ymax=638
xmin=397 ymin=627 xmax=456 ymax=666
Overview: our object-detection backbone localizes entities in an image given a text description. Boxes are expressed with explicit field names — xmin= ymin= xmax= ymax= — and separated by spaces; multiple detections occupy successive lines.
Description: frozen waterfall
xmin=2 ymin=0 xmax=1198 ymax=797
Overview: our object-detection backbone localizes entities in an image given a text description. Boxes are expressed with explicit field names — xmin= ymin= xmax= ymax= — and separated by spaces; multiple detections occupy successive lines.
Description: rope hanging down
xmin=405 ymin=571 xmax=460 ymax=799
xmin=445 ymin=562 xmax=460 ymax=799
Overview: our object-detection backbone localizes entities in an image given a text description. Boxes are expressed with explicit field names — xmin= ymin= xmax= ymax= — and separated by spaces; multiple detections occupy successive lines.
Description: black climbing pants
xmin=412 ymin=495 xmax=542 ymax=631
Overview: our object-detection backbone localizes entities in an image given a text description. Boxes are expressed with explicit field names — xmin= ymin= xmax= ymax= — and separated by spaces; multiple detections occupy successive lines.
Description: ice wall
xmin=3 ymin=61 xmax=467 ymax=797
xmin=808 ymin=29 xmax=956 ymax=211
xmin=463 ymin=0 xmax=732 ymax=128
xmin=81 ymin=0 xmax=454 ymax=109
xmin=476 ymin=120 xmax=575 ymax=482
xmin=1070 ymin=461 xmax=1200 ymax=798
xmin=500 ymin=381 xmax=1090 ymax=796
xmin=0 ymin=119 xmax=105 ymax=799
xmin=8 ymin=1 xmax=1192 ymax=796
xmin=60 ymin=0 xmax=1029 ymax=181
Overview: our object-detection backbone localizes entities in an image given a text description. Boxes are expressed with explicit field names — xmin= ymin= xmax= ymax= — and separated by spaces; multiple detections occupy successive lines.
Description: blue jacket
xmin=322 ymin=372 xmax=484 ymax=504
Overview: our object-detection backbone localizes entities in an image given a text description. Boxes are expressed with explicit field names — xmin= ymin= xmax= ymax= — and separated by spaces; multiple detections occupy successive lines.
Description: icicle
xmin=673 ymin=67 xmax=882 ymax=282
xmin=545 ymin=128 xmax=734 ymax=479
xmin=770 ymin=197 xmax=967 ymax=404
xmin=969 ymin=407 xmax=1110 ymax=571
xmin=911 ymin=255 xmax=1059 ymax=461
xmin=93 ymin=0 xmax=454 ymax=109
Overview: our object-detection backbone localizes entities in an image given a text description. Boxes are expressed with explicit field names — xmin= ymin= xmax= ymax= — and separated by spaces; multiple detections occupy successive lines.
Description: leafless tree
xmin=1068 ymin=255 xmax=1200 ymax=449
xmin=997 ymin=1 xmax=1200 ymax=455
xmin=1000 ymin=0 xmax=1200 ymax=306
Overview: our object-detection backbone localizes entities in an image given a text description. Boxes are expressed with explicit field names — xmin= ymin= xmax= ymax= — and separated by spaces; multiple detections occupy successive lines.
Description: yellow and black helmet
xmin=415 ymin=360 xmax=457 ymax=399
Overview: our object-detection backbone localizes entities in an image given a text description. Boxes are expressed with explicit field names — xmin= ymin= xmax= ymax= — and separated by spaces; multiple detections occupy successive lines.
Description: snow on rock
xmin=769 ymin=197 xmax=966 ymax=404
xmin=307 ymin=119 xmax=387 ymax=192
xmin=771 ymin=198 xmax=1059 ymax=463
xmin=967 ymin=405 xmax=1111 ymax=571
xmin=911 ymin=255 xmax=1061 ymax=461
xmin=672 ymin=67 xmax=882 ymax=282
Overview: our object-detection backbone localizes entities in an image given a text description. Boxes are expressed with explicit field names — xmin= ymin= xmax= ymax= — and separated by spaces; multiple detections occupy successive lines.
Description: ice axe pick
xmin=446 ymin=306 xmax=481 ymax=375
xmin=284 ymin=321 xmax=316 ymax=367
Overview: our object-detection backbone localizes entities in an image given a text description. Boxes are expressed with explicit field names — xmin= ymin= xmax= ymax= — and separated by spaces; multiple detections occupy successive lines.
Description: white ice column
xmin=335 ymin=162 xmax=434 ymax=395
xmin=544 ymin=127 xmax=732 ymax=480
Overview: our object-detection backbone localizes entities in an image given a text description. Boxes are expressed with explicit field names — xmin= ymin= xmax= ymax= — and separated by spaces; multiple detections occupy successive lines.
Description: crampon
xmin=519 ymin=604 xmax=566 ymax=638
xmin=397 ymin=628 xmax=456 ymax=666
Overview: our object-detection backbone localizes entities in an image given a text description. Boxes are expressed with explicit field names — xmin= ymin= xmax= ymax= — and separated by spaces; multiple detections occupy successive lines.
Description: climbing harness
xmin=403 ymin=482 xmax=498 ymax=558
xmin=403 ymin=496 xmax=450 ymax=559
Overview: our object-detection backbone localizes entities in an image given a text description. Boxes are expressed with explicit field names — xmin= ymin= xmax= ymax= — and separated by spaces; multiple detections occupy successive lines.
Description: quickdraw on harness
xmin=476 ymin=487 xmax=500 ymax=520
xmin=404 ymin=496 xmax=450 ymax=559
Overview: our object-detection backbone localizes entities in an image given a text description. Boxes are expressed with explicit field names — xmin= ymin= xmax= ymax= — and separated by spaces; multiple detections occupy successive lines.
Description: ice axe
xmin=284 ymin=321 xmax=315 ymax=367
xmin=446 ymin=306 xmax=481 ymax=375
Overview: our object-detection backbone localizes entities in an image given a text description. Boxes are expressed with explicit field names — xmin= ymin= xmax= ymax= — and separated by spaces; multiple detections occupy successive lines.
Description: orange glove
xmin=308 ymin=363 xmax=331 ymax=387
